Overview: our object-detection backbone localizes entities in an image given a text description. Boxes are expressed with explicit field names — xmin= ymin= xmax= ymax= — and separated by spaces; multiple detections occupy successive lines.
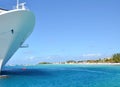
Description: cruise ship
xmin=0 ymin=0 xmax=35 ymax=73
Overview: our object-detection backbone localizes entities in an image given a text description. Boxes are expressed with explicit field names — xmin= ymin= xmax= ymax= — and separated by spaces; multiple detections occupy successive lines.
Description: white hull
xmin=0 ymin=9 xmax=35 ymax=72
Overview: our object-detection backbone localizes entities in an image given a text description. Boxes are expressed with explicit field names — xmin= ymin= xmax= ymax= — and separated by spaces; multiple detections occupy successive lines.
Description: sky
xmin=0 ymin=0 xmax=120 ymax=64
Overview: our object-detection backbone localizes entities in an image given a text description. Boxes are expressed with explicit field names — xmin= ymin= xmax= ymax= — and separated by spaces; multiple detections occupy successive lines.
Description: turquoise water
xmin=0 ymin=64 xmax=120 ymax=87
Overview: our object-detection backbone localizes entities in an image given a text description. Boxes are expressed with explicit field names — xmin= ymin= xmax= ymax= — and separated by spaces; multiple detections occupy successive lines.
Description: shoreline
xmin=7 ymin=63 xmax=120 ymax=66
xmin=51 ymin=63 xmax=120 ymax=65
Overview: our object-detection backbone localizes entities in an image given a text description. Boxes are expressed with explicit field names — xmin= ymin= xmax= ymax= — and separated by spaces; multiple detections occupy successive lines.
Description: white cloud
xmin=46 ymin=55 xmax=62 ymax=59
xmin=82 ymin=53 xmax=101 ymax=57
xmin=29 ymin=56 xmax=35 ymax=60
xmin=27 ymin=56 xmax=40 ymax=61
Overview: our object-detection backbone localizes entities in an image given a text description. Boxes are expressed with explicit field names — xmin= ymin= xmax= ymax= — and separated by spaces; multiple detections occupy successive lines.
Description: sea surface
xmin=0 ymin=64 xmax=120 ymax=87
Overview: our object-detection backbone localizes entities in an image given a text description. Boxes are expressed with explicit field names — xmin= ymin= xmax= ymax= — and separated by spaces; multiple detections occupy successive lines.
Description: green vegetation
xmin=112 ymin=53 xmax=120 ymax=63
xmin=39 ymin=62 xmax=51 ymax=64
xmin=66 ymin=60 xmax=76 ymax=63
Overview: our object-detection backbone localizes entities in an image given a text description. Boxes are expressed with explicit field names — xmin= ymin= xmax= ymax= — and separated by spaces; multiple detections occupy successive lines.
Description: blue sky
xmin=1 ymin=0 xmax=120 ymax=64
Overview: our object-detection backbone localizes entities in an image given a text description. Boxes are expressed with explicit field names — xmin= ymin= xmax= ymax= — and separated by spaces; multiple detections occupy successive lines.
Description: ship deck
xmin=0 ymin=8 xmax=8 ymax=14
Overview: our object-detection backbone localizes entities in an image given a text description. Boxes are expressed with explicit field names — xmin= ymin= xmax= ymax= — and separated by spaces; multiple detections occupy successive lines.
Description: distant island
xmin=38 ymin=53 xmax=120 ymax=64
xmin=38 ymin=62 xmax=52 ymax=64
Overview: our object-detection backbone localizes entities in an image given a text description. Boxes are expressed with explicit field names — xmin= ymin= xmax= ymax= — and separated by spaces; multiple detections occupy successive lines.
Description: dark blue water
xmin=0 ymin=64 xmax=120 ymax=87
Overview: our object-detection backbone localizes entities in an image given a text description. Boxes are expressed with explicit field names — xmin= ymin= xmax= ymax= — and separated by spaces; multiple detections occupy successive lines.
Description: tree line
xmin=38 ymin=53 xmax=120 ymax=64
xmin=66 ymin=53 xmax=120 ymax=63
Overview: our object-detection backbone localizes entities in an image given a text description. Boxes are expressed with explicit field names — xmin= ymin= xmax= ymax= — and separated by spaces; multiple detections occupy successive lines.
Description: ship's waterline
xmin=0 ymin=9 xmax=35 ymax=73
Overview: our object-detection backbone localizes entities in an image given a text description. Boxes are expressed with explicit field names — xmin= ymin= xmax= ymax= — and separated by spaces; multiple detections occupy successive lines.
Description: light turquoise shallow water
xmin=0 ymin=64 xmax=120 ymax=87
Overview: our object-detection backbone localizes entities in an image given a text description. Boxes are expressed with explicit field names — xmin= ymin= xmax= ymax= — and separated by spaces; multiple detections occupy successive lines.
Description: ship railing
xmin=16 ymin=0 xmax=27 ymax=10
xmin=16 ymin=2 xmax=26 ymax=10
